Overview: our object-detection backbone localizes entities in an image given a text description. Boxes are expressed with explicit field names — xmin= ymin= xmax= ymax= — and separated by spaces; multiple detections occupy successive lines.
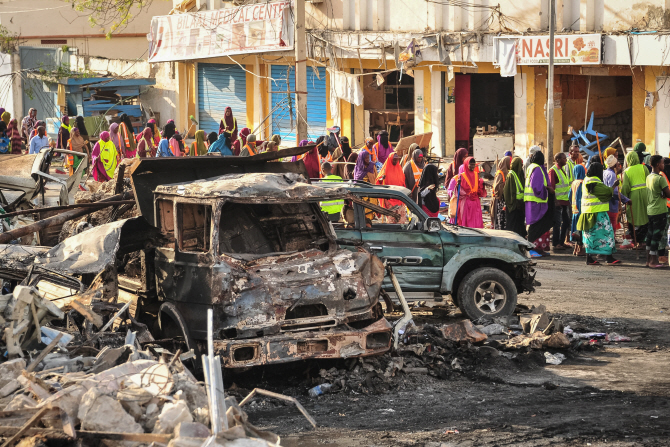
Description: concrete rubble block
xmin=116 ymin=387 xmax=154 ymax=405
xmin=127 ymin=363 xmax=173 ymax=396
xmin=4 ymin=394 xmax=38 ymax=411
xmin=153 ymin=400 xmax=193 ymax=434
xmin=173 ymin=421 xmax=211 ymax=439
xmin=0 ymin=358 xmax=26 ymax=388
xmin=477 ymin=323 xmax=506 ymax=336
xmin=173 ymin=373 xmax=209 ymax=414
xmin=38 ymin=384 xmax=86 ymax=426
xmin=0 ymin=379 xmax=21 ymax=398
xmin=78 ymin=388 xmax=144 ymax=434
xmin=167 ymin=438 xmax=223 ymax=447
xmin=441 ymin=320 xmax=488 ymax=343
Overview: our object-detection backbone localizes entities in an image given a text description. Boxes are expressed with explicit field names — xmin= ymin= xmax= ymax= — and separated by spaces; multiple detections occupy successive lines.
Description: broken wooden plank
xmin=69 ymin=300 xmax=103 ymax=329
xmin=26 ymin=333 xmax=63 ymax=373
xmin=0 ymin=406 xmax=50 ymax=447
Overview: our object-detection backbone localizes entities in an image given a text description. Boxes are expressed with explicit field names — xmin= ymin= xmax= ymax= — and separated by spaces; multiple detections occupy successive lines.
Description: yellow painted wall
xmin=423 ymin=68 xmax=432 ymax=134
xmin=645 ymin=66 xmax=656 ymax=154
xmin=526 ymin=67 xmax=536 ymax=157
xmin=246 ymin=65 xmax=255 ymax=134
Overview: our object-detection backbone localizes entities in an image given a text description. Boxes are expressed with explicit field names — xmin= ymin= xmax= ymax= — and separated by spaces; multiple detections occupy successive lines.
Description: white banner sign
xmin=517 ymin=34 xmax=602 ymax=65
xmin=148 ymin=2 xmax=293 ymax=63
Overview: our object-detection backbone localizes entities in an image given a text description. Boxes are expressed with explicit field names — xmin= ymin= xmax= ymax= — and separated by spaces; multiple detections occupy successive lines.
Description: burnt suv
xmin=315 ymin=180 xmax=537 ymax=321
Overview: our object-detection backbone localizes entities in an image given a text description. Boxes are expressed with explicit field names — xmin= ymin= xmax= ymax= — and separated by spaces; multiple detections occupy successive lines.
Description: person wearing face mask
xmin=447 ymin=156 xmax=486 ymax=228
xmin=376 ymin=152 xmax=408 ymax=223
xmin=403 ymin=148 xmax=425 ymax=203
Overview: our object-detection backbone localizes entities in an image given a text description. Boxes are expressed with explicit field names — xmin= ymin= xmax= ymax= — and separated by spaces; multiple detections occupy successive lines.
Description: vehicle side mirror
xmin=425 ymin=217 xmax=441 ymax=232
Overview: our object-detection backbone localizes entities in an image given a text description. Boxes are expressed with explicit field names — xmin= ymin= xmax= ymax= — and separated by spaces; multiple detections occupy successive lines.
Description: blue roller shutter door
xmin=270 ymin=65 xmax=327 ymax=145
xmin=198 ymin=63 xmax=247 ymax=135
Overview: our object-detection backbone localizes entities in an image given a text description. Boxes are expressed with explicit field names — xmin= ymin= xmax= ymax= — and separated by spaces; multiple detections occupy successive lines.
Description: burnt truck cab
xmin=149 ymin=172 xmax=392 ymax=368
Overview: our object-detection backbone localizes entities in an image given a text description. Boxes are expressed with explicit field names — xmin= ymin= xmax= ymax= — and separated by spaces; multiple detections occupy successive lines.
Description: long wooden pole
xmin=0 ymin=192 xmax=133 ymax=245
xmin=0 ymin=201 xmax=135 ymax=219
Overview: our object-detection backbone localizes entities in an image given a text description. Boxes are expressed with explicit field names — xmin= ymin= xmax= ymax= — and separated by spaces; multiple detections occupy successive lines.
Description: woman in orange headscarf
xmin=376 ymin=151 xmax=407 ymax=223
xmin=446 ymin=156 xmax=486 ymax=228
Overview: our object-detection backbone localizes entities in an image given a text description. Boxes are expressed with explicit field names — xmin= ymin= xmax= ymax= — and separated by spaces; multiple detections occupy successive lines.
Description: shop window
xmin=157 ymin=199 xmax=175 ymax=248
xmin=177 ymin=203 xmax=211 ymax=253
xmin=383 ymin=71 xmax=414 ymax=110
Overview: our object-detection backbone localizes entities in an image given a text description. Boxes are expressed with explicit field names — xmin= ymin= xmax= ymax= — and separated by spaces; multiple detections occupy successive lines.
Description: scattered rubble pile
xmin=0 ymin=284 xmax=292 ymax=446
xmin=302 ymin=304 xmax=636 ymax=396
xmin=59 ymin=161 xmax=138 ymax=243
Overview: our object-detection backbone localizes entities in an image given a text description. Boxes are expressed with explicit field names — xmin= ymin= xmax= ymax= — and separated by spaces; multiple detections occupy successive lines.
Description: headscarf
xmin=75 ymin=116 xmax=88 ymax=137
xmin=167 ymin=119 xmax=175 ymax=125
xmin=633 ymin=142 xmax=647 ymax=163
xmin=109 ymin=122 xmax=120 ymax=148
xmin=316 ymin=136 xmax=328 ymax=158
xmin=299 ymin=139 xmax=310 ymax=147
xmin=148 ymin=119 xmax=161 ymax=145
xmin=573 ymin=163 xmax=586 ymax=181
xmin=207 ymin=131 xmax=218 ymax=147
xmin=376 ymin=130 xmax=393 ymax=163
xmin=587 ymin=162 xmax=604 ymax=181
xmin=493 ymin=156 xmax=511 ymax=198
xmin=524 ymin=145 xmax=542 ymax=171
xmin=157 ymin=139 xmax=173 ymax=157
xmin=504 ymin=150 xmax=513 ymax=157
xmin=221 ymin=107 xmax=238 ymax=141
xmin=606 ymin=154 xmax=618 ymax=169
xmin=163 ymin=122 xmax=176 ymax=141
xmin=418 ymin=163 xmax=440 ymax=212
xmin=234 ymin=127 xmax=251 ymax=156
xmin=529 ymin=149 xmax=545 ymax=168
xmin=459 ymin=157 xmax=479 ymax=194
xmin=376 ymin=152 xmax=405 ymax=187
xmin=345 ymin=152 xmax=358 ymax=179
xmin=504 ymin=157 xmax=525 ymax=211
xmin=1 ymin=111 xmax=10 ymax=125
xmin=303 ymin=145 xmax=321 ymax=179
xmin=170 ymin=134 xmax=183 ymax=156
xmin=137 ymin=127 xmax=154 ymax=157
xmin=353 ymin=150 xmax=374 ymax=181
xmin=208 ymin=132 xmax=233 ymax=156
xmin=604 ymin=147 xmax=617 ymax=159
xmin=22 ymin=108 xmax=36 ymax=138
xmin=340 ymin=136 xmax=351 ymax=160
xmin=193 ymin=130 xmax=207 ymax=156
xmin=69 ymin=128 xmax=86 ymax=153
xmin=446 ymin=148 xmax=468 ymax=187
xmin=7 ymin=118 xmax=21 ymax=154
xmin=625 ymin=151 xmax=640 ymax=168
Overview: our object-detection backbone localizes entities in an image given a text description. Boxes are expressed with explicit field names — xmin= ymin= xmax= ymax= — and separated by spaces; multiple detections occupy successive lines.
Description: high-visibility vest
xmin=244 ymin=144 xmax=256 ymax=156
xmin=508 ymin=170 xmax=523 ymax=200
xmin=571 ymin=179 xmax=583 ymax=214
xmin=660 ymin=172 xmax=670 ymax=208
xmin=564 ymin=159 xmax=575 ymax=184
xmin=625 ymin=164 xmax=647 ymax=191
xmin=524 ymin=163 xmax=548 ymax=203
xmin=410 ymin=160 xmax=422 ymax=191
xmin=320 ymin=175 xmax=345 ymax=214
xmin=99 ymin=139 xmax=118 ymax=178
xmin=119 ymin=122 xmax=133 ymax=148
xmin=550 ymin=164 xmax=570 ymax=201
xmin=581 ymin=176 xmax=609 ymax=214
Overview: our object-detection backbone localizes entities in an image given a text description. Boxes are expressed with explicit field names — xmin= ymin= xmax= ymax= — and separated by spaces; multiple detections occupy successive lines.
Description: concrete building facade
xmin=163 ymin=0 xmax=670 ymax=158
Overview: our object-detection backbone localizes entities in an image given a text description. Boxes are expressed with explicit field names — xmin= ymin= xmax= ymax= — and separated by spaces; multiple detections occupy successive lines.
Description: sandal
xmin=587 ymin=260 xmax=600 ymax=265
xmin=649 ymin=264 xmax=667 ymax=269
xmin=606 ymin=259 xmax=622 ymax=265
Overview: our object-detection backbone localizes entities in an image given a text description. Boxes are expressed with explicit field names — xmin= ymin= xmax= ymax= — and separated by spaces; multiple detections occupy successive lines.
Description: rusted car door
xmin=154 ymin=198 xmax=177 ymax=301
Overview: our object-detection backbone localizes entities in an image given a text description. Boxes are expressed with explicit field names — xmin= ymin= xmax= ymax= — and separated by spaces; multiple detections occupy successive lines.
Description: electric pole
xmin=547 ymin=0 xmax=555 ymax=167
xmin=295 ymin=0 xmax=307 ymax=145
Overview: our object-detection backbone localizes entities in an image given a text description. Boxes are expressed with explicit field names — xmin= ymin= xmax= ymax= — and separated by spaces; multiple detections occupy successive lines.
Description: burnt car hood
xmin=155 ymin=172 xmax=350 ymax=203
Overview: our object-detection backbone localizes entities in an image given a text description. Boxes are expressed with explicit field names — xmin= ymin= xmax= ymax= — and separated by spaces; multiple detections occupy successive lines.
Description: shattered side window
xmin=218 ymin=202 xmax=323 ymax=255
xmin=177 ymin=203 xmax=212 ymax=253
xmin=157 ymin=199 xmax=176 ymax=248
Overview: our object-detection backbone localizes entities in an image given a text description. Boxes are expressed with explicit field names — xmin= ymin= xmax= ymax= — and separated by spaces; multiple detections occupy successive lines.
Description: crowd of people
xmin=490 ymin=141 xmax=670 ymax=268
xmin=9 ymin=107 xmax=670 ymax=268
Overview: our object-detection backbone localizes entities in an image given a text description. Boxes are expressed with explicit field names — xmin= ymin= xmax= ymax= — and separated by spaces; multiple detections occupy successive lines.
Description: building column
xmin=645 ymin=66 xmax=656 ymax=154
xmin=514 ymin=69 xmax=528 ymax=157
xmin=632 ymin=67 xmax=645 ymax=148
xmin=413 ymin=69 xmax=425 ymax=136
xmin=430 ymin=69 xmax=443 ymax=156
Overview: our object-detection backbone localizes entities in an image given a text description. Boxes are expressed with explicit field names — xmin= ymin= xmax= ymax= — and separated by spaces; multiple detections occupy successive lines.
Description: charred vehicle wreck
xmin=146 ymin=171 xmax=395 ymax=367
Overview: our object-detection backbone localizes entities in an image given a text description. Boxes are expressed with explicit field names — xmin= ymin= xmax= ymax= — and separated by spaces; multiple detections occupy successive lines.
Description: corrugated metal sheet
xmin=271 ymin=65 xmax=327 ymax=145
xmin=198 ymin=63 xmax=247 ymax=135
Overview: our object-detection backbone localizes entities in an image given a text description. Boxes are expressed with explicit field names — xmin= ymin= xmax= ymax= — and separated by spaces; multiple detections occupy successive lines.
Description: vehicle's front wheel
xmin=456 ymin=267 xmax=517 ymax=321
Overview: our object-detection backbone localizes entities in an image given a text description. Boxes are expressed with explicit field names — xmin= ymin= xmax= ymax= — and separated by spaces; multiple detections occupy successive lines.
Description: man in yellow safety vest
xmin=319 ymin=162 xmax=344 ymax=222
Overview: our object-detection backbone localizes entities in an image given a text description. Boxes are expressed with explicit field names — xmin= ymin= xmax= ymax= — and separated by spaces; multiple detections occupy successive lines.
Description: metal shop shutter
xmin=270 ymin=65 xmax=327 ymax=145
xmin=198 ymin=63 xmax=247 ymax=135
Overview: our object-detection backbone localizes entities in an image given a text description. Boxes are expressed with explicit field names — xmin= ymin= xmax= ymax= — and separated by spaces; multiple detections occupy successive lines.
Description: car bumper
xmin=212 ymin=318 xmax=393 ymax=368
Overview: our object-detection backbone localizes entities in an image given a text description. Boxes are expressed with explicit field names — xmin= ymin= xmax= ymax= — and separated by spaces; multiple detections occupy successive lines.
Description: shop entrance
xmin=363 ymin=70 xmax=415 ymax=143
xmin=455 ymin=73 xmax=515 ymax=160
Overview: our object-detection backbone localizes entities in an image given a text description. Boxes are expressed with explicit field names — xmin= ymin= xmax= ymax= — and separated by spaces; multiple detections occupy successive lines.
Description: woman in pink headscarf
xmin=109 ymin=122 xmax=123 ymax=159
xmin=91 ymin=131 xmax=118 ymax=182
xmin=232 ymin=127 xmax=250 ymax=156
xmin=446 ymin=156 xmax=486 ymax=228
xmin=136 ymin=127 xmax=155 ymax=157
xmin=445 ymin=147 xmax=468 ymax=188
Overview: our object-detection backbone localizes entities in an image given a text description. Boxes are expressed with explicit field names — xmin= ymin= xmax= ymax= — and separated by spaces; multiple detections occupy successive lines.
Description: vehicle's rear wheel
xmin=456 ymin=267 xmax=517 ymax=321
